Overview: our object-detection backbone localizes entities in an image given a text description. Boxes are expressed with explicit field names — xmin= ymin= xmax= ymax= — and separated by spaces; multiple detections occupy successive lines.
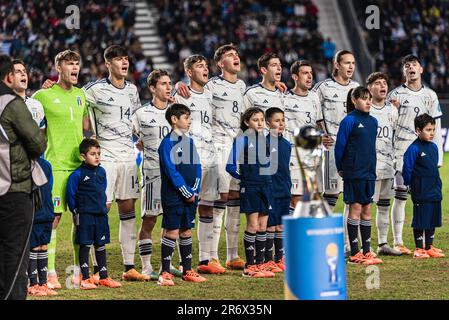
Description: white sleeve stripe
xmin=192 ymin=178 xmax=200 ymax=191
xmin=182 ymin=186 xmax=193 ymax=197
xmin=179 ymin=186 xmax=192 ymax=198
xmin=178 ymin=187 xmax=190 ymax=198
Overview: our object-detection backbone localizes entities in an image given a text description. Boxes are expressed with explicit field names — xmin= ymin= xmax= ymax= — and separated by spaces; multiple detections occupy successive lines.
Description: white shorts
xmin=229 ymin=177 xmax=240 ymax=192
xmin=322 ymin=148 xmax=343 ymax=194
xmin=102 ymin=161 xmax=140 ymax=203
xmin=216 ymin=143 xmax=232 ymax=194
xmin=373 ymin=178 xmax=394 ymax=202
xmin=393 ymin=171 xmax=407 ymax=190
xmin=141 ymin=169 xmax=163 ymax=218
xmin=200 ymin=164 xmax=220 ymax=202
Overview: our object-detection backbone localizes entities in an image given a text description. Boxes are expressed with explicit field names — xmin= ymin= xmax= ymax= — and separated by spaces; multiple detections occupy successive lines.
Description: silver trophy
xmin=292 ymin=125 xmax=332 ymax=218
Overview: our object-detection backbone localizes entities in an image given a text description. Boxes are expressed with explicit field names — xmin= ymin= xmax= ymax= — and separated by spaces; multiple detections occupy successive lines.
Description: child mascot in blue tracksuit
xmin=226 ymin=107 xmax=277 ymax=279
xmin=66 ymin=138 xmax=121 ymax=290
xmin=265 ymin=107 xmax=291 ymax=272
xmin=335 ymin=86 xmax=382 ymax=265
xmin=402 ymin=113 xmax=444 ymax=259
xmin=157 ymin=103 xmax=206 ymax=286
xmin=27 ymin=158 xmax=57 ymax=296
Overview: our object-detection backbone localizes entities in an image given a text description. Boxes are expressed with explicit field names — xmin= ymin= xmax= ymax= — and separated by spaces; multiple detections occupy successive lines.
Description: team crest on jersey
xmin=53 ymin=197 xmax=61 ymax=207
xmin=76 ymin=96 xmax=82 ymax=107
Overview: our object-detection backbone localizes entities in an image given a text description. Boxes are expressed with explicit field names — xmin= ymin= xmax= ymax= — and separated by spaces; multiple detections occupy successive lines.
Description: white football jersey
xmin=387 ymin=84 xmax=443 ymax=170
xmin=132 ymin=102 xmax=170 ymax=170
xmin=83 ymin=78 xmax=141 ymax=162
xmin=205 ymin=76 xmax=246 ymax=145
xmin=313 ymin=78 xmax=360 ymax=137
xmin=369 ymin=102 xmax=398 ymax=179
xmin=25 ymin=97 xmax=45 ymax=129
xmin=242 ymin=83 xmax=284 ymax=112
xmin=173 ymin=87 xmax=216 ymax=167
xmin=283 ymin=89 xmax=321 ymax=143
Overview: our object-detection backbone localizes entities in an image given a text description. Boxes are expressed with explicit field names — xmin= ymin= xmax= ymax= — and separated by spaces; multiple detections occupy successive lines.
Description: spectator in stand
xmin=0 ymin=0 xmax=152 ymax=98
xmin=155 ymin=0 xmax=328 ymax=88
xmin=354 ymin=0 xmax=449 ymax=93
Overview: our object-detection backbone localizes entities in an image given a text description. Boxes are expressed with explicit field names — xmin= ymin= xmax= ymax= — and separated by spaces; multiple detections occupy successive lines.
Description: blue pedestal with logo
xmin=282 ymin=214 xmax=346 ymax=300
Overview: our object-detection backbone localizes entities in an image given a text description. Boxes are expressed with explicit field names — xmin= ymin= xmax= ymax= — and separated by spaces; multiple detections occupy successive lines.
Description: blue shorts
xmin=343 ymin=180 xmax=375 ymax=205
xmin=412 ymin=202 xmax=442 ymax=229
xmin=75 ymin=214 xmax=110 ymax=246
xmin=162 ymin=203 xmax=197 ymax=230
xmin=30 ymin=221 xmax=52 ymax=248
xmin=268 ymin=197 xmax=290 ymax=227
xmin=240 ymin=185 xmax=274 ymax=216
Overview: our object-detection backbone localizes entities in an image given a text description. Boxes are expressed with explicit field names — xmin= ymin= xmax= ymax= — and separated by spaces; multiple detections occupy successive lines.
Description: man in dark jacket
xmin=0 ymin=54 xmax=47 ymax=300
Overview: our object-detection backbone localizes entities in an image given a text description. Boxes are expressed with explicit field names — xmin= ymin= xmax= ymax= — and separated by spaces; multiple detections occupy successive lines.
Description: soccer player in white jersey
xmin=313 ymin=50 xmax=359 ymax=255
xmin=83 ymin=45 xmax=148 ymax=281
xmin=313 ymin=50 xmax=359 ymax=208
xmin=242 ymin=52 xmax=284 ymax=113
xmin=387 ymin=54 xmax=443 ymax=255
xmin=284 ymin=60 xmax=321 ymax=209
xmin=205 ymin=44 xmax=247 ymax=270
xmin=173 ymin=55 xmax=225 ymax=274
xmin=11 ymin=59 xmax=45 ymax=129
xmin=366 ymin=72 xmax=402 ymax=256
xmin=132 ymin=70 xmax=172 ymax=280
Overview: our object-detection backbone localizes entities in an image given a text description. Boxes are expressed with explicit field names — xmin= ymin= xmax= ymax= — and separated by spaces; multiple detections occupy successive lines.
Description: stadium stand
xmin=154 ymin=0 xmax=329 ymax=87
xmin=0 ymin=0 xmax=154 ymax=100
xmin=352 ymin=0 xmax=449 ymax=93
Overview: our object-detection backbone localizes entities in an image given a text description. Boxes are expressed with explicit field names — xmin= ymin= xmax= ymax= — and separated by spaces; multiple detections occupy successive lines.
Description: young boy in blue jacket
xmin=265 ymin=107 xmax=291 ymax=272
xmin=226 ymin=107 xmax=276 ymax=278
xmin=157 ymin=103 xmax=206 ymax=286
xmin=335 ymin=86 xmax=382 ymax=265
xmin=27 ymin=158 xmax=58 ymax=296
xmin=402 ymin=113 xmax=444 ymax=259
xmin=66 ymin=138 xmax=121 ymax=290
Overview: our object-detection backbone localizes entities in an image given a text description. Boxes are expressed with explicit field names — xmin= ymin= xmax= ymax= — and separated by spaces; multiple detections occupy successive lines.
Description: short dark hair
xmin=415 ymin=113 xmax=435 ymax=130
xmin=147 ymin=69 xmax=170 ymax=87
xmin=183 ymin=54 xmax=207 ymax=71
xmin=241 ymin=107 xmax=264 ymax=131
xmin=104 ymin=45 xmax=128 ymax=62
xmin=0 ymin=54 xmax=14 ymax=80
xmin=12 ymin=59 xmax=26 ymax=69
xmin=165 ymin=103 xmax=191 ymax=125
xmin=401 ymin=54 xmax=421 ymax=69
xmin=265 ymin=107 xmax=284 ymax=122
xmin=366 ymin=72 xmax=389 ymax=85
xmin=290 ymin=60 xmax=312 ymax=76
xmin=55 ymin=50 xmax=81 ymax=66
xmin=79 ymin=138 xmax=100 ymax=155
xmin=346 ymin=86 xmax=372 ymax=113
xmin=257 ymin=52 xmax=279 ymax=71
xmin=332 ymin=49 xmax=354 ymax=76
xmin=214 ymin=44 xmax=239 ymax=64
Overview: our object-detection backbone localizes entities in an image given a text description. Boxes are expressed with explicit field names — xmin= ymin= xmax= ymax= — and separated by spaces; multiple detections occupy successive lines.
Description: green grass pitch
xmin=31 ymin=153 xmax=449 ymax=300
